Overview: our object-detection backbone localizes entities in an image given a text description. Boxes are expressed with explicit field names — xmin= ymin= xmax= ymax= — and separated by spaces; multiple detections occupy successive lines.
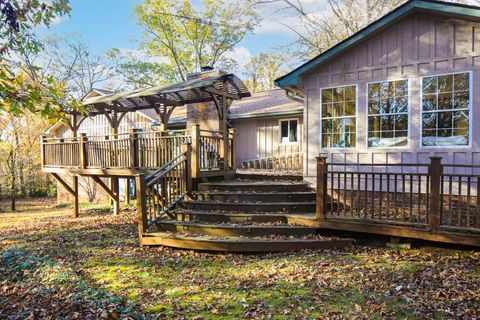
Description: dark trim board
xmin=288 ymin=216 xmax=480 ymax=247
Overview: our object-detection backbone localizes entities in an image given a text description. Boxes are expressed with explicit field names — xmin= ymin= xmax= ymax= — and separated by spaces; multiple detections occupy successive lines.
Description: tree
xmin=243 ymin=51 xmax=292 ymax=92
xmin=41 ymin=37 xmax=116 ymax=98
xmin=0 ymin=112 xmax=51 ymax=210
xmin=253 ymin=0 xmax=406 ymax=58
xmin=133 ymin=0 xmax=259 ymax=82
xmin=0 ymin=0 xmax=79 ymax=119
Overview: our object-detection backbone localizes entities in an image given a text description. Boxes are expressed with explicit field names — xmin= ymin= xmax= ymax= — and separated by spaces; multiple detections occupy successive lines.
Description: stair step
xmin=184 ymin=201 xmax=316 ymax=213
xmin=155 ymin=221 xmax=318 ymax=237
xmin=193 ymin=191 xmax=316 ymax=203
xmin=174 ymin=210 xmax=288 ymax=223
xmin=141 ymin=232 xmax=354 ymax=252
xmin=198 ymin=182 xmax=311 ymax=192
xmin=234 ymin=172 xmax=303 ymax=182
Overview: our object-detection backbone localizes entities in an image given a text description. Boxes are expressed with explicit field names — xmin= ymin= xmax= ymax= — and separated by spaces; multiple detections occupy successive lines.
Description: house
xmin=46 ymin=85 xmax=303 ymax=202
xmin=276 ymin=0 xmax=480 ymax=185
xmin=41 ymin=0 xmax=480 ymax=249
xmin=274 ymin=0 xmax=480 ymax=245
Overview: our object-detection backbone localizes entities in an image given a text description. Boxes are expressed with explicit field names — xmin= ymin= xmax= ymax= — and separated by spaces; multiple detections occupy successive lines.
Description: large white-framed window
xmin=279 ymin=118 xmax=298 ymax=144
xmin=321 ymin=85 xmax=357 ymax=148
xmin=421 ymin=72 xmax=471 ymax=147
xmin=367 ymin=79 xmax=409 ymax=148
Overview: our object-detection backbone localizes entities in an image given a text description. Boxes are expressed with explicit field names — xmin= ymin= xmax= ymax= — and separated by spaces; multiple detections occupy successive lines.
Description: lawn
xmin=0 ymin=199 xmax=478 ymax=319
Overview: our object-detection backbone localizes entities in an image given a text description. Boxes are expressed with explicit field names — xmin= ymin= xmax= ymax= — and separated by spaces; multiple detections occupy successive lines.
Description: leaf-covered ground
xmin=0 ymin=198 xmax=478 ymax=319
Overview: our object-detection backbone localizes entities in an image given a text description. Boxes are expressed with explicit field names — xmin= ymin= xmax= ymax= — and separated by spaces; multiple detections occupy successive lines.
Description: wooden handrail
xmin=316 ymin=156 xmax=480 ymax=243
xmin=137 ymin=143 xmax=192 ymax=232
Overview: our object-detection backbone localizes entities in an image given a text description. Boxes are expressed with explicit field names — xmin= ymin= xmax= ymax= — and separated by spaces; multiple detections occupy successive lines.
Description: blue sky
xmin=40 ymin=0 xmax=298 ymax=61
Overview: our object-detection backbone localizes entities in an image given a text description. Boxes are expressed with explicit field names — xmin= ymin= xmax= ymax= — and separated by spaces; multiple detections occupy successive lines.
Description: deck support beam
xmin=91 ymin=176 xmax=120 ymax=216
xmin=50 ymin=173 xmax=79 ymax=218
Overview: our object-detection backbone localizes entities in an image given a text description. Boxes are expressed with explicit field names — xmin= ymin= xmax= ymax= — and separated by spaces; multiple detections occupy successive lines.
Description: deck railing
xmin=241 ymin=152 xmax=303 ymax=173
xmin=316 ymin=157 xmax=480 ymax=246
xmin=41 ymin=127 xmax=236 ymax=176
xmin=136 ymin=144 xmax=192 ymax=237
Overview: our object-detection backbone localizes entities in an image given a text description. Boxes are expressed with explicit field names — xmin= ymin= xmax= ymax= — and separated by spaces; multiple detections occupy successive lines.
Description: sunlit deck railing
xmin=41 ymin=126 xmax=235 ymax=176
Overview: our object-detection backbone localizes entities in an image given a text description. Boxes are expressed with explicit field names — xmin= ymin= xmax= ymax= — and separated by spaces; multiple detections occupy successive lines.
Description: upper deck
xmin=41 ymin=126 xmax=235 ymax=178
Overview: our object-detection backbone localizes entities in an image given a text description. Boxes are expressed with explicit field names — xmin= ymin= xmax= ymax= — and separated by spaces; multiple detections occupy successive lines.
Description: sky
xmin=38 ymin=0 xmax=305 ymax=69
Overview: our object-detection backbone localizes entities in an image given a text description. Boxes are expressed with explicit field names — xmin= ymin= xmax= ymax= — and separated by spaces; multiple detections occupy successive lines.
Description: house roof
xmin=274 ymin=0 xmax=480 ymax=88
xmin=81 ymin=73 xmax=250 ymax=115
xmin=137 ymin=89 xmax=303 ymax=123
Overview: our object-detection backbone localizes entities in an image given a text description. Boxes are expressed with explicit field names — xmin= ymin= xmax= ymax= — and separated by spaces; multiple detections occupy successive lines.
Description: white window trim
xmin=365 ymin=78 xmax=411 ymax=150
xmin=319 ymin=83 xmax=359 ymax=150
xmin=419 ymin=71 xmax=473 ymax=149
xmin=279 ymin=118 xmax=299 ymax=145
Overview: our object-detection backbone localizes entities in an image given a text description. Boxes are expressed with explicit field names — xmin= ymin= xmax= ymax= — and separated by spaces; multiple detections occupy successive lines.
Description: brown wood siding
xmin=303 ymin=13 xmax=480 ymax=185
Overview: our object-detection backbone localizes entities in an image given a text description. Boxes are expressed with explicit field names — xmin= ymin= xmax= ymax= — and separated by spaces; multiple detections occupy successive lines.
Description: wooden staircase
xmin=140 ymin=173 xmax=353 ymax=252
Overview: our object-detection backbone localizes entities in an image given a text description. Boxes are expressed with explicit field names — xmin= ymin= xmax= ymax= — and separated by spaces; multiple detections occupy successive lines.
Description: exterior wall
xmin=233 ymin=116 xmax=303 ymax=166
xmin=303 ymin=12 xmax=480 ymax=185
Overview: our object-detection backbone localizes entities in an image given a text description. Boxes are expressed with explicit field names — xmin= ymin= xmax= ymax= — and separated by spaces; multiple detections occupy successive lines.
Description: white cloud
xmin=113 ymin=48 xmax=170 ymax=64
xmin=224 ymin=46 xmax=253 ymax=67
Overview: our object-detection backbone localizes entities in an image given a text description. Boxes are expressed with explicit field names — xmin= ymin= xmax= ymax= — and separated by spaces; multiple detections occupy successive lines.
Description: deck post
xmin=41 ymin=134 xmax=47 ymax=166
xmin=79 ymin=133 xmax=88 ymax=169
xmin=183 ymin=143 xmax=193 ymax=193
xmin=129 ymin=128 xmax=140 ymax=169
xmin=428 ymin=157 xmax=443 ymax=233
xmin=228 ymin=127 xmax=236 ymax=169
xmin=191 ymin=124 xmax=200 ymax=178
xmin=72 ymin=175 xmax=79 ymax=218
xmin=316 ymin=156 xmax=328 ymax=221
xmin=135 ymin=175 xmax=148 ymax=247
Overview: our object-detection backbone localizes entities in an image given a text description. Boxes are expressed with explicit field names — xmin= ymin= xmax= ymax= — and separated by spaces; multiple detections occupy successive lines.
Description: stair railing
xmin=136 ymin=143 xmax=192 ymax=236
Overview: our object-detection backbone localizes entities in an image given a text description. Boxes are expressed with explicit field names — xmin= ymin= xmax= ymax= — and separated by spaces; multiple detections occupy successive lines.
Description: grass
xmin=0 ymin=198 xmax=479 ymax=319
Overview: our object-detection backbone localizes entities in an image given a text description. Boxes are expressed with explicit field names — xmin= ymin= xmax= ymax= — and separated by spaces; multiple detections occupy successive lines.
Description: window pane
xmin=438 ymin=92 xmax=453 ymax=110
xmin=423 ymin=77 xmax=436 ymax=94
xmin=289 ymin=120 xmax=298 ymax=142
xmin=333 ymin=87 xmax=343 ymax=102
xmin=344 ymin=86 xmax=356 ymax=101
xmin=381 ymin=115 xmax=394 ymax=131
xmin=394 ymin=97 xmax=408 ymax=113
xmin=281 ymin=121 xmax=289 ymax=143
xmin=454 ymin=91 xmax=469 ymax=109
xmin=423 ymin=94 xmax=437 ymax=111
xmin=453 ymin=110 xmax=469 ymax=129
xmin=333 ymin=102 xmax=343 ymax=117
xmin=368 ymin=116 xmax=380 ymax=132
xmin=422 ymin=113 xmax=436 ymax=129
xmin=321 ymin=86 xmax=356 ymax=148
xmin=322 ymin=89 xmax=333 ymax=103
xmin=344 ymin=101 xmax=355 ymax=116
xmin=368 ymin=83 xmax=381 ymax=99
xmin=395 ymin=80 xmax=408 ymax=97
xmin=437 ymin=112 xmax=452 ymax=129
xmin=368 ymin=100 xmax=380 ymax=114
xmin=395 ymin=114 xmax=408 ymax=131
xmin=367 ymin=79 xmax=409 ymax=147
xmin=454 ymin=73 xmax=469 ymax=91
xmin=438 ymin=75 xmax=453 ymax=92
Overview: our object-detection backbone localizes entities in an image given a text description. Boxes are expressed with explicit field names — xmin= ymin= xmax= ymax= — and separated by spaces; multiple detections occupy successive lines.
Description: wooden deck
xmin=315 ymin=157 xmax=480 ymax=246
xmin=41 ymin=126 xmax=235 ymax=178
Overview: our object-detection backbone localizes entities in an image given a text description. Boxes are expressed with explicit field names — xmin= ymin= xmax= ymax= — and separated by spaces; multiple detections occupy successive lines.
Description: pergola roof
xmin=80 ymin=73 xmax=250 ymax=116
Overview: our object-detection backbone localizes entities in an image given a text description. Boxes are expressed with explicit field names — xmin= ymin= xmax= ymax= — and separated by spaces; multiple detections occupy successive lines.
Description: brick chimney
xmin=186 ymin=66 xmax=225 ymax=131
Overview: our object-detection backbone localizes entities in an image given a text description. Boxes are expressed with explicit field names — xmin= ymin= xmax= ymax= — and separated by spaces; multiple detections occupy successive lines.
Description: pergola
xmin=68 ymin=73 xmax=250 ymax=135
xmin=52 ymin=73 xmax=250 ymax=218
